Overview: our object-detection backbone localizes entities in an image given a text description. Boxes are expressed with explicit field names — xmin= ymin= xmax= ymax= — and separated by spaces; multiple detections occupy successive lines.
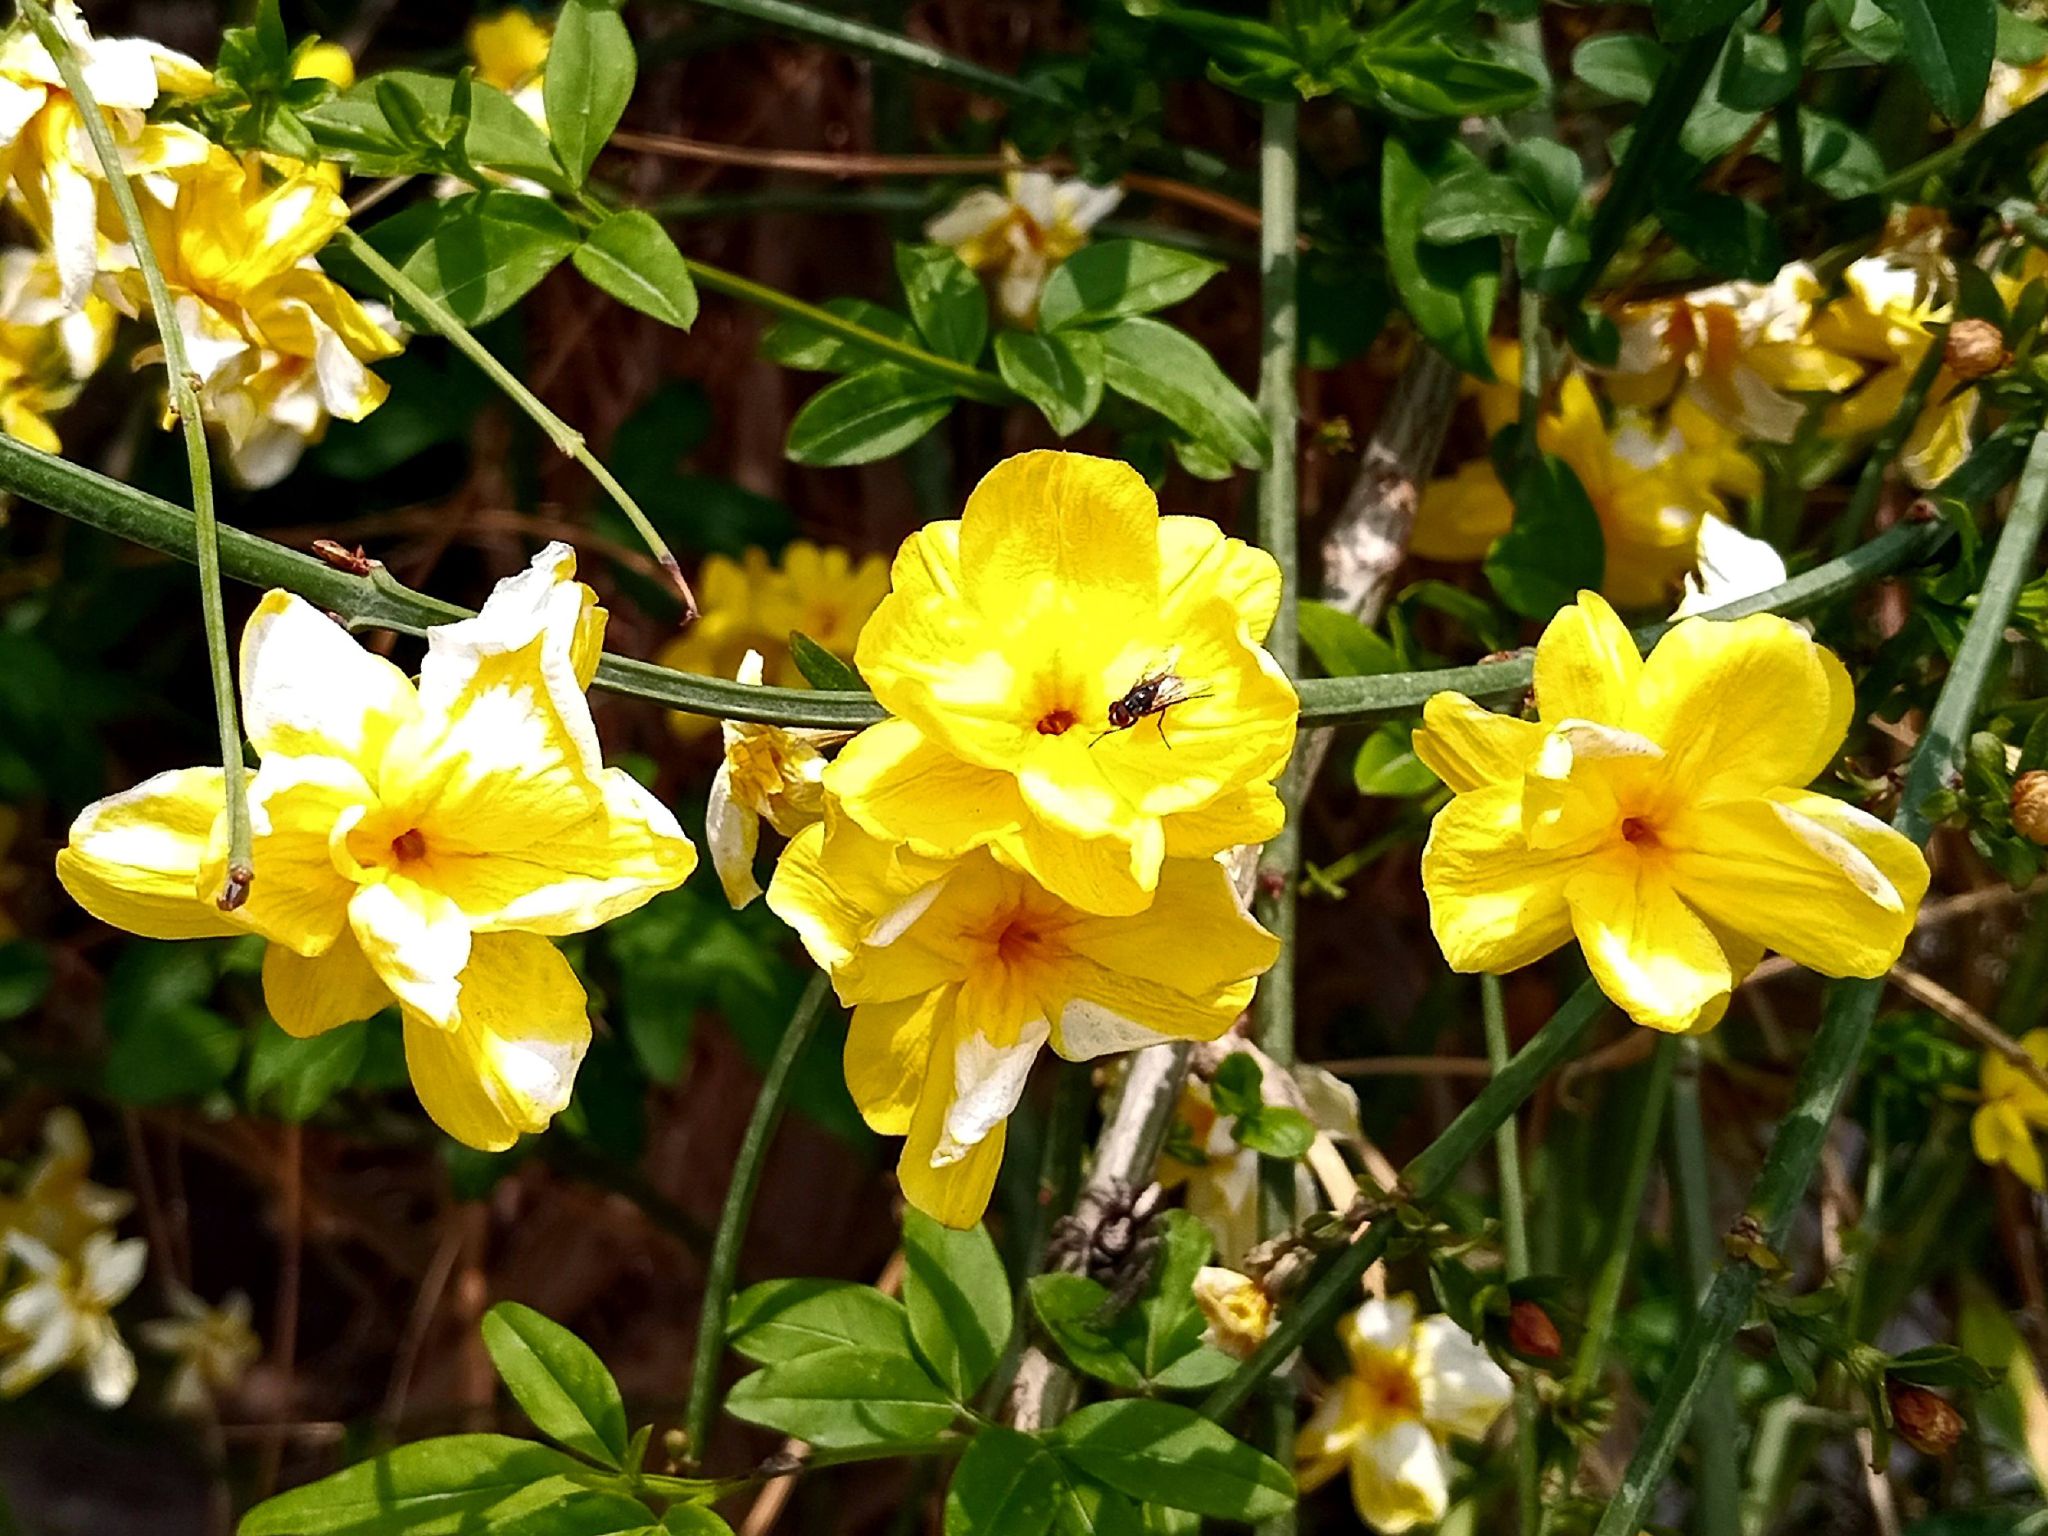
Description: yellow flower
xmin=1816 ymin=255 xmax=1975 ymax=488
xmin=658 ymin=542 xmax=890 ymax=740
xmin=1603 ymin=264 xmax=1863 ymax=442
xmin=1984 ymin=54 xmax=2048 ymax=125
xmin=706 ymin=650 xmax=832 ymax=908
xmin=767 ymin=808 xmax=1278 ymax=1226
xmin=139 ymin=1287 xmax=260 ymax=1415
xmin=56 ymin=545 xmax=698 ymax=1150
xmin=0 ymin=0 xmax=213 ymax=307
xmin=830 ymin=452 xmax=1297 ymax=917
xmin=292 ymin=40 xmax=355 ymax=90
xmin=926 ymin=169 xmax=1122 ymax=326
xmin=1415 ymin=592 xmax=1929 ymax=1034
xmin=0 ymin=244 xmax=114 ymax=451
xmin=1296 ymin=1297 xmax=1513 ymax=1534
xmin=0 ymin=1108 xmax=131 ymax=1260
xmin=1971 ymin=1031 xmax=2048 ymax=1189
xmin=469 ymin=9 xmax=551 ymax=128
xmin=1192 ymin=1266 xmax=1273 ymax=1361
xmin=1 ymin=1229 xmax=143 ymax=1406
xmin=1414 ymin=375 xmax=1740 ymax=610
xmin=110 ymin=146 xmax=403 ymax=487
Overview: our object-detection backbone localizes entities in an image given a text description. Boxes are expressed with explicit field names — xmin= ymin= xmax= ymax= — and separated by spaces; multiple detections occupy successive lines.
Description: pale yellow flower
xmin=706 ymin=651 xmax=832 ymax=908
xmin=1297 ymin=1298 xmax=1513 ymax=1533
xmin=110 ymin=146 xmax=403 ymax=487
xmin=1972 ymin=1030 xmax=2048 ymax=1189
xmin=927 ymin=169 xmax=1122 ymax=326
xmin=139 ymin=1288 xmax=260 ymax=1415
xmin=0 ymin=244 xmax=114 ymax=451
xmin=57 ymin=545 xmax=698 ymax=1151
xmin=0 ymin=0 xmax=212 ymax=307
xmin=1192 ymin=1266 xmax=1273 ymax=1361
xmin=0 ymin=1229 xmax=143 ymax=1406
xmin=0 ymin=1108 xmax=131 ymax=1260
xmin=1817 ymin=255 xmax=1975 ymax=488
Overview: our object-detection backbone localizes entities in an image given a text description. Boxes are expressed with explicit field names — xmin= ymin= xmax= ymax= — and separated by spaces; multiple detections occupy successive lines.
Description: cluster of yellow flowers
xmin=0 ymin=1108 xmax=257 ymax=1411
xmin=1419 ymin=236 xmax=2032 ymax=612
xmin=0 ymin=1 xmax=401 ymax=482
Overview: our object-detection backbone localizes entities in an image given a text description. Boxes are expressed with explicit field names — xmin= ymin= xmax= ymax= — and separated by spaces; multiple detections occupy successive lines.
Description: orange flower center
xmin=1621 ymin=816 xmax=1659 ymax=849
xmin=391 ymin=828 xmax=428 ymax=864
xmin=1036 ymin=708 xmax=1078 ymax=736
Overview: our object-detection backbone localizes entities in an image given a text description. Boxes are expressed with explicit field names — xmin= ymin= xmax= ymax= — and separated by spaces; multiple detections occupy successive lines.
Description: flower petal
xmin=1421 ymin=782 xmax=1580 ymax=973
xmin=845 ymin=992 xmax=946 ymax=1137
xmin=239 ymin=591 xmax=417 ymax=773
xmin=56 ymin=767 xmax=240 ymax=939
xmin=898 ymin=1022 xmax=1005 ymax=1228
xmin=1412 ymin=693 xmax=1545 ymax=793
xmin=1061 ymin=855 xmax=1279 ymax=1000
xmin=1665 ymin=792 xmax=1928 ymax=978
xmin=1157 ymin=515 xmax=1282 ymax=641
xmin=936 ymin=1020 xmax=1049 ymax=1163
xmin=1630 ymin=612 xmax=1853 ymax=795
xmin=401 ymin=933 xmax=589 ymax=1151
xmin=827 ymin=718 xmax=1025 ymax=859
xmin=1348 ymin=1419 xmax=1451 ymax=1535
xmin=1412 ymin=1314 xmax=1514 ymax=1441
xmin=954 ymin=450 xmax=1162 ymax=625
xmin=706 ymin=760 xmax=762 ymax=908
xmin=228 ymin=754 xmax=375 ymax=955
xmin=1532 ymin=591 xmax=1640 ymax=726
xmin=1973 ymin=1102 xmax=2045 ymax=1189
xmin=994 ymin=811 xmax=1160 ymax=918
xmin=1565 ymin=860 xmax=1733 ymax=1033
xmin=349 ymin=877 xmax=470 ymax=1027
xmin=262 ymin=931 xmax=393 ymax=1039
xmin=765 ymin=813 xmax=957 ymax=998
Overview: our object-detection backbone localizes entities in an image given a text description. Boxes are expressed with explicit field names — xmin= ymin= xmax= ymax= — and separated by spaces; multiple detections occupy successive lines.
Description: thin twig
xmin=1888 ymin=964 xmax=2048 ymax=1100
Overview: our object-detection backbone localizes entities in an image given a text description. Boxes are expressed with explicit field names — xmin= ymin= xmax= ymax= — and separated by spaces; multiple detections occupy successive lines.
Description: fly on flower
xmin=1094 ymin=651 xmax=1211 ymax=747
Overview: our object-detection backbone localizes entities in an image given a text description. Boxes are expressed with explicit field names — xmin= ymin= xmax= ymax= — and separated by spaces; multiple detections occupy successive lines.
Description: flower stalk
xmin=1485 ymin=975 xmax=1541 ymax=1535
xmin=1590 ymin=423 xmax=2048 ymax=1536
xmin=19 ymin=0 xmax=252 ymax=907
xmin=1668 ymin=1039 xmax=1742 ymax=1536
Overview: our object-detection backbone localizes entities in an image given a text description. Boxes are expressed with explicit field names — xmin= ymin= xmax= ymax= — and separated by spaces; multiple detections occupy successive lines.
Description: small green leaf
xmin=1873 ymin=0 xmax=1995 ymax=122
xmin=237 ymin=1435 xmax=582 ymax=1536
xmin=1356 ymin=43 xmax=1544 ymax=117
xmin=662 ymin=1508 xmax=736 ymax=1536
xmin=1134 ymin=1211 xmax=1212 ymax=1382
xmin=480 ymin=1303 xmax=630 ymax=1468
xmin=1654 ymin=0 xmax=1753 ymax=41
xmin=245 ymin=1019 xmax=367 ymax=1122
xmin=1297 ymin=601 xmax=1400 ymax=677
xmin=895 ymin=244 xmax=989 ymax=364
xmin=944 ymin=1427 xmax=1064 ymax=1536
xmin=995 ymin=330 xmax=1104 ymax=436
xmin=761 ymin=300 xmax=920 ymax=373
xmin=1655 ymin=185 xmax=1783 ymax=281
xmin=1027 ymin=1273 xmax=1147 ymax=1390
xmin=1049 ymin=1474 xmax=1146 ymax=1536
xmin=1354 ymin=722 xmax=1442 ymax=798
xmin=490 ymin=1491 xmax=661 ymax=1536
xmin=1097 ymin=318 xmax=1268 ymax=470
xmin=1052 ymin=1401 xmax=1295 ymax=1521
xmin=572 ymin=211 xmax=698 ymax=329
xmin=1418 ymin=170 xmax=1553 ymax=246
xmin=1718 ymin=30 xmax=1800 ymax=110
xmin=725 ymin=1348 xmax=958 ymax=1447
xmin=785 ymin=368 xmax=955 ymax=466
xmin=787 ymin=633 xmax=865 ymax=692
xmin=904 ymin=1211 xmax=1014 ymax=1399
xmin=728 ymin=1278 xmax=912 ymax=1363
xmin=398 ymin=191 xmax=580 ymax=326
xmin=1382 ymin=136 xmax=1497 ymax=378
xmin=1209 ymin=1055 xmax=1264 ymax=1119
xmin=1037 ymin=241 xmax=1224 ymax=332
xmin=1572 ymin=34 xmax=1667 ymax=102
xmin=1234 ymin=1106 xmax=1316 ymax=1159
xmin=107 ymin=1003 xmax=241 ymax=1104
xmin=545 ymin=0 xmax=636 ymax=184
xmin=1483 ymin=453 xmax=1605 ymax=621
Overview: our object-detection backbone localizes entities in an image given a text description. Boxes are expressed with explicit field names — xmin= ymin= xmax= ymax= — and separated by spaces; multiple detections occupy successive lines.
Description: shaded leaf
xmin=904 ymin=1212 xmax=1014 ymax=1399
xmin=480 ymin=1303 xmax=630 ymax=1468
xmin=785 ymin=368 xmax=955 ymax=466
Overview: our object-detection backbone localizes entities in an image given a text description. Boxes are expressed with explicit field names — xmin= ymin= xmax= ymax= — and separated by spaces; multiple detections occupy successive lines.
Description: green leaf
xmin=398 ymin=191 xmax=580 ymax=326
xmin=1297 ymin=601 xmax=1399 ymax=677
xmin=1718 ymin=30 xmax=1800 ymax=110
xmin=490 ymin=1491 xmax=661 ymax=1536
xmin=1874 ymin=0 xmax=1995 ymax=121
xmin=237 ymin=1435 xmax=582 ymax=1536
xmin=1235 ymin=1105 xmax=1316 ymax=1158
xmin=304 ymin=72 xmax=565 ymax=188
xmin=1655 ymin=185 xmax=1782 ymax=281
xmin=787 ymin=634 xmax=865 ymax=692
xmin=545 ymin=0 xmax=636 ymax=184
xmin=662 ymin=1509 xmax=736 ymax=1536
xmin=1654 ymin=0 xmax=1753 ymax=42
xmin=0 ymin=940 xmax=51 ymax=1021
xmin=728 ymin=1278 xmax=913 ymax=1364
xmin=944 ymin=1427 xmax=1064 ymax=1536
xmin=1354 ymin=722 xmax=1442 ymax=797
xmin=572 ymin=211 xmax=698 ymax=330
xmin=785 ymin=367 xmax=955 ymax=466
xmin=1382 ymin=136 xmax=1497 ymax=378
xmin=1146 ymin=1344 xmax=1235 ymax=1391
xmin=724 ymin=1348 xmax=958 ymax=1447
xmin=1418 ymin=169 xmax=1553 ymax=245
xmin=107 ymin=1002 xmax=241 ymax=1104
xmin=1038 ymin=241 xmax=1224 ymax=332
xmin=1572 ymin=34 xmax=1667 ymax=102
xmin=761 ymin=300 xmax=920 ymax=374
xmin=1049 ymin=1476 xmax=1145 ymax=1536
xmin=1027 ymin=1274 xmax=1147 ymax=1390
xmin=1097 ymin=318 xmax=1268 ymax=470
xmin=995 ymin=330 xmax=1104 ymax=436
xmin=895 ymin=244 xmax=989 ymax=364
xmin=1052 ymin=1402 xmax=1295 ymax=1521
xmin=1209 ymin=1054 xmax=1264 ymax=1119
xmin=904 ymin=1212 xmax=1014 ymax=1399
xmin=245 ymin=1018 xmax=367 ymax=1122
xmin=480 ymin=1303 xmax=630 ymax=1468
xmin=1133 ymin=1211 xmax=1212 ymax=1382
xmin=1483 ymin=453 xmax=1605 ymax=621
xmin=1357 ymin=43 xmax=1544 ymax=117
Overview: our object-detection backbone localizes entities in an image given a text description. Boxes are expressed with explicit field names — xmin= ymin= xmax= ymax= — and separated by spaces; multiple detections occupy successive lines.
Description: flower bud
xmin=1191 ymin=1266 xmax=1274 ymax=1361
xmin=1508 ymin=1299 xmax=1562 ymax=1359
xmin=2014 ymin=770 xmax=2048 ymax=846
xmin=1945 ymin=318 xmax=2010 ymax=382
xmin=1887 ymin=1379 xmax=1965 ymax=1456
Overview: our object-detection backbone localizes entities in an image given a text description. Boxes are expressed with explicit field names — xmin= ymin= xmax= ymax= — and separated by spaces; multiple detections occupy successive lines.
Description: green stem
xmin=1203 ymin=978 xmax=1612 ymax=1423
xmin=683 ymin=973 xmax=835 ymax=1465
xmin=330 ymin=227 xmax=697 ymax=614
xmin=1775 ymin=0 xmax=1809 ymax=207
xmin=0 ymin=430 xmax=1980 ymax=731
xmin=1564 ymin=26 xmax=1731 ymax=309
xmin=1484 ymin=976 xmax=1539 ymax=1536
xmin=1514 ymin=288 xmax=1546 ymax=467
xmin=1667 ymin=1041 xmax=1741 ymax=1536
xmin=1589 ymin=425 xmax=2048 ymax=1536
xmin=1829 ymin=331 xmax=1948 ymax=555
xmin=1566 ymin=1038 xmax=1677 ymax=1400
xmin=21 ymin=0 xmax=252 ymax=906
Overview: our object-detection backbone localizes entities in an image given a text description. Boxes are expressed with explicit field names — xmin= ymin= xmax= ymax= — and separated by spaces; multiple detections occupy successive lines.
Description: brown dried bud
xmin=2015 ymin=770 xmax=2048 ymax=846
xmin=1945 ymin=318 xmax=2010 ymax=381
xmin=1508 ymin=1299 xmax=1562 ymax=1359
xmin=1887 ymin=1379 xmax=1965 ymax=1456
